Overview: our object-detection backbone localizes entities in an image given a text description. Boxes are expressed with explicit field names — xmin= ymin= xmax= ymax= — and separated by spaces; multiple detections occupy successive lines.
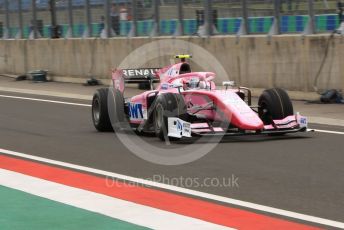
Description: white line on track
xmin=1 ymin=148 xmax=344 ymax=229
xmin=313 ymin=129 xmax=344 ymax=135
xmin=0 ymin=94 xmax=91 ymax=107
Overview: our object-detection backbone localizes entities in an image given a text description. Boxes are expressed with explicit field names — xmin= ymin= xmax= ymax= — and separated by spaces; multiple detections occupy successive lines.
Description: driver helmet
xmin=188 ymin=78 xmax=200 ymax=89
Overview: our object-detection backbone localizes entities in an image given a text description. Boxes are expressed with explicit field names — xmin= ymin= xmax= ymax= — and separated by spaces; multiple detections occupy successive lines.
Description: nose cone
xmin=240 ymin=114 xmax=265 ymax=130
xmin=218 ymin=92 xmax=264 ymax=130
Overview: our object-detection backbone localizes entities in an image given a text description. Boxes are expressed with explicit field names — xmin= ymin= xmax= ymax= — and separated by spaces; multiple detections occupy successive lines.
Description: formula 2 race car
xmin=92 ymin=55 xmax=308 ymax=141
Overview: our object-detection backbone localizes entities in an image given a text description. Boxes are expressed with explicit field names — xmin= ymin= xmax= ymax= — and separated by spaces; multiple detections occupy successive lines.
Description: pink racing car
xmin=92 ymin=55 xmax=308 ymax=141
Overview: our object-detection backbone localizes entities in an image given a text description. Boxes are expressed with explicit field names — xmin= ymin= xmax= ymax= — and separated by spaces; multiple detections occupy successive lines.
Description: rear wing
xmin=112 ymin=68 xmax=161 ymax=92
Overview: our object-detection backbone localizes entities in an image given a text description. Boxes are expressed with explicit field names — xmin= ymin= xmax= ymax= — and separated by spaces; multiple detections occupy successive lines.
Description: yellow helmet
xmin=175 ymin=54 xmax=192 ymax=59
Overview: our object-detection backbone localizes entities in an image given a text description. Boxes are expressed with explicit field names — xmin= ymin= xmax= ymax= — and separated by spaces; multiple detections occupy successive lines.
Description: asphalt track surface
xmin=1 ymin=91 xmax=344 ymax=228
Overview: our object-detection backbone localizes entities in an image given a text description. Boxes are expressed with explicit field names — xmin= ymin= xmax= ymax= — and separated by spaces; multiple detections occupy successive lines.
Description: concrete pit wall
xmin=0 ymin=35 xmax=343 ymax=93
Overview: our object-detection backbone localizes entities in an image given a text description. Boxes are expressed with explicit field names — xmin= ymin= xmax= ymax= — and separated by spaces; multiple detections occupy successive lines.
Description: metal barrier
xmin=0 ymin=0 xmax=342 ymax=39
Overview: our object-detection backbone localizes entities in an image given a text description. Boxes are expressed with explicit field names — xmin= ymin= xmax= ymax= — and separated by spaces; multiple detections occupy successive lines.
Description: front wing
xmin=167 ymin=114 xmax=311 ymax=138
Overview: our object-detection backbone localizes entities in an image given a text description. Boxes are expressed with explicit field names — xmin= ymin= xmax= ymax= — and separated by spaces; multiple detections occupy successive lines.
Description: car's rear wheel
xmin=92 ymin=88 xmax=113 ymax=132
xmin=154 ymin=93 xmax=187 ymax=141
xmin=108 ymin=88 xmax=126 ymax=131
xmin=92 ymin=88 xmax=125 ymax=132
xmin=258 ymin=88 xmax=294 ymax=125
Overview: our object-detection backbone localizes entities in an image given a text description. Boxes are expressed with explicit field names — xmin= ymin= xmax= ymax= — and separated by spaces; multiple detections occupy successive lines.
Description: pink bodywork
xmin=112 ymin=62 xmax=303 ymax=133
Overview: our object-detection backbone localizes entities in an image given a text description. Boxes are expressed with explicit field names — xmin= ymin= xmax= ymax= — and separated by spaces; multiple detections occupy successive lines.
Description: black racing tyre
xmin=92 ymin=88 xmax=113 ymax=132
xmin=258 ymin=88 xmax=294 ymax=125
xmin=154 ymin=93 xmax=187 ymax=141
xmin=108 ymin=88 xmax=126 ymax=131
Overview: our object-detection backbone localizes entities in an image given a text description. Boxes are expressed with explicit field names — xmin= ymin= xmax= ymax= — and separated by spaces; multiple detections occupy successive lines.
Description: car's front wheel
xmin=153 ymin=93 xmax=187 ymax=141
xmin=258 ymin=88 xmax=294 ymax=125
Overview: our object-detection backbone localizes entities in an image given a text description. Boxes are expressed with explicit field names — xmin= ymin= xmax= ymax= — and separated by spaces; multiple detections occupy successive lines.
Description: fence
xmin=0 ymin=0 xmax=342 ymax=39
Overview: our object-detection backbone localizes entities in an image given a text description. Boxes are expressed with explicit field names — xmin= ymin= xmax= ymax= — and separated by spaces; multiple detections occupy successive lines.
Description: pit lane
xmin=0 ymin=91 xmax=343 ymax=228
